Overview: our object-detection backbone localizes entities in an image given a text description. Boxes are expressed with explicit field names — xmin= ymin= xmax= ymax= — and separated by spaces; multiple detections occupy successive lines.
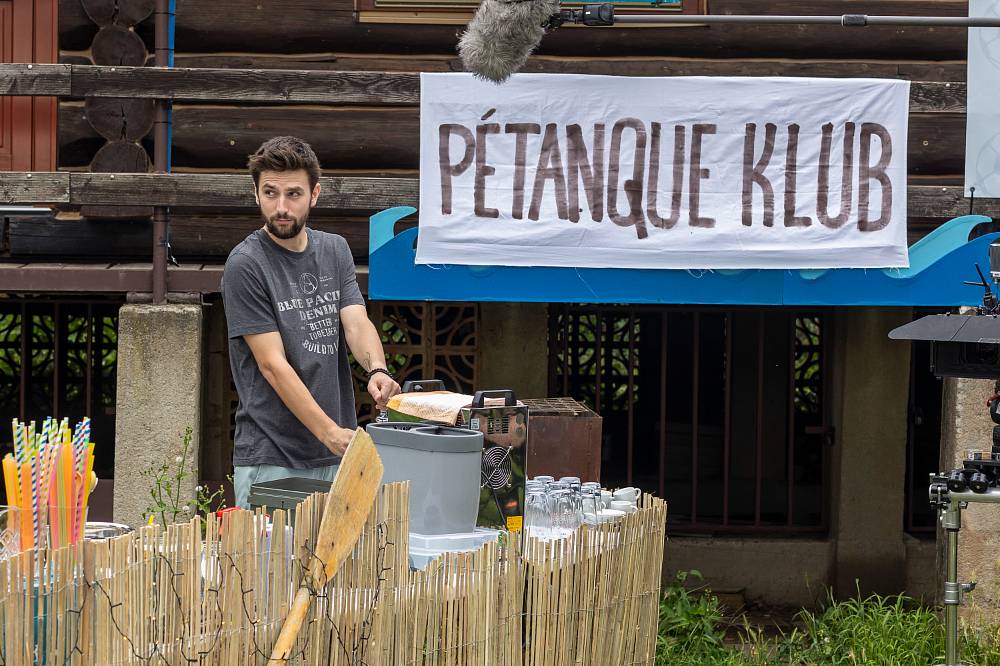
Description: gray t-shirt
xmin=222 ymin=227 xmax=365 ymax=468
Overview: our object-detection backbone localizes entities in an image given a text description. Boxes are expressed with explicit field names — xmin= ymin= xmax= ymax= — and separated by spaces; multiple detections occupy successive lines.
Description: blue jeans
xmin=233 ymin=463 xmax=339 ymax=509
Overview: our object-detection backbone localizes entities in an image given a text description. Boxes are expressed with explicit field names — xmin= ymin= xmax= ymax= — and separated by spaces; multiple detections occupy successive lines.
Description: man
xmin=223 ymin=136 xmax=401 ymax=508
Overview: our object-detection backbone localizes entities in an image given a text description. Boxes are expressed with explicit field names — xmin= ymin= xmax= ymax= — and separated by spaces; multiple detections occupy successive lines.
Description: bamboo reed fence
xmin=0 ymin=482 xmax=666 ymax=665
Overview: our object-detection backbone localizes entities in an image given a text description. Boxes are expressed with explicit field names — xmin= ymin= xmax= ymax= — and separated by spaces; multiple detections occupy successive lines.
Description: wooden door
xmin=0 ymin=0 xmax=56 ymax=171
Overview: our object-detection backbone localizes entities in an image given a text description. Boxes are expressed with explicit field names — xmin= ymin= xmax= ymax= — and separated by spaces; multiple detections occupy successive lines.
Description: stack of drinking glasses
xmin=524 ymin=475 xmax=642 ymax=539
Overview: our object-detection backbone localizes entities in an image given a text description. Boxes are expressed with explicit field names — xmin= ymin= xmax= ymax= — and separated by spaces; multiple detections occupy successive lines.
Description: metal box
xmin=523 ymin=397 xmax=603 ymax=482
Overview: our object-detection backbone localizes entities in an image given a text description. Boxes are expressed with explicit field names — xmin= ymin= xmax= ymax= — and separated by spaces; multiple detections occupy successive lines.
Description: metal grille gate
xmin=550 ymin=305 xmax=830 ymax=534
xmin=0 ymin=298 xmax=120 ymax=479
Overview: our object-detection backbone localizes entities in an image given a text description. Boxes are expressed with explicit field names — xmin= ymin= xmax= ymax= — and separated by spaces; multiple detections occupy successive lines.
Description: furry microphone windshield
xmin=457 ymin=0 xmax=561 ymax=83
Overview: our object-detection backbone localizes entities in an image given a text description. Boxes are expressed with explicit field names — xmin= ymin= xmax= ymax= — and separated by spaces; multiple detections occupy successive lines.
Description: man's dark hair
xmin=248 ymin=136 xmax=321 ymax=190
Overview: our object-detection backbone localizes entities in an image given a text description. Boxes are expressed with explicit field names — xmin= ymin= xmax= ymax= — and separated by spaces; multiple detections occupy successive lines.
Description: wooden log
xmin=55 ymin=101 xmax=967 ymax=175
xmin=90 ymin=25 xmax=147 ymax=67
xmin=84 ymin=97 xmax=155 ymax=141
xmin=58 ymin=103 xmax=419 ymax=169
xmin=9 ymin=217 xmax=152 ymax=255
xmin=59 ymin=0 xmax=972 ymax=58
xmin=909 ymin=112 xmax=966 ymax=175
xmin=8 ymin=213 xmax=383 ymax=259
xmin=2 ymin=171 xmax=990 ymax=221
xmin=81 ymin=0 xmax=155 ymax=27
xmin=89 ymin=139 xmax=150 ymax=173
xmin=165 ymin=213 xmax=385 ymax=258
xmin=82 ymin=140 xmax=153 ymax=218
xmin=909 ymin=81 xmax=966 ymax=113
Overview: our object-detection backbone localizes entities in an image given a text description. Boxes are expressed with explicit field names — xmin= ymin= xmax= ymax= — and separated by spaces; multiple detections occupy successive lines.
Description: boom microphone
xmin=457 ymin=0 xmax=561 ymax=83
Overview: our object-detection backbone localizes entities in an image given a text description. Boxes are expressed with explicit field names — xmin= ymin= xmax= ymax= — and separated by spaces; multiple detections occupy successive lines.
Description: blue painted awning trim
xmin=368 ymin=209 xmax=996 ymax=306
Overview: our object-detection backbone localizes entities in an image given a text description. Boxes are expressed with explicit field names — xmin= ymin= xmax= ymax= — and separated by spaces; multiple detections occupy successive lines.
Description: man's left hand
xmin=368 ymin=373 xmax=401 ymax=410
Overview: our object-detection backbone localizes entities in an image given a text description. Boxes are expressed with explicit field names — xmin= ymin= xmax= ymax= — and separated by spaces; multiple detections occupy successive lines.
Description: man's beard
xmin=263 ymin=209 xmax=308 ymax=240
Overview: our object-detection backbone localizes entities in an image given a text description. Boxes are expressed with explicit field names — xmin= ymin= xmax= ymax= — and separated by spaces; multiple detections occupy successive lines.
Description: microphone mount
xmin=544 ymin=3 xmax=1000 ymax=30
xmin=544 ymin=3 xmax=613 ymax=30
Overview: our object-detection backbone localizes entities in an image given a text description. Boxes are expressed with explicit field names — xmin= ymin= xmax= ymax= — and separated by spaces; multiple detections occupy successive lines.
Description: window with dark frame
xmin=549 ymin=305 xmax=830 ymax=535
xmin=355 ymin=0 xmax=704 ymax=25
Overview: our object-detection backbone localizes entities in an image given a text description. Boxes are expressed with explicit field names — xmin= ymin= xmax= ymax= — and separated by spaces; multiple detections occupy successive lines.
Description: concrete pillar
xmin=113 ymin=304 xmax=203 ymax=528
xmin=478 ymin=303 xmax=549 ymax=399
xmin=831 ymin=307 xmax=911 ymax=597
xmin=940 ymin=374 xmax=1000 ymax=621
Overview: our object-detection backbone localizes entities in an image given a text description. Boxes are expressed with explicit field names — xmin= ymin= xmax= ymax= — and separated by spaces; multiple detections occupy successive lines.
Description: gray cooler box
xmin=366 ymin=422 xmax=484 ymax=535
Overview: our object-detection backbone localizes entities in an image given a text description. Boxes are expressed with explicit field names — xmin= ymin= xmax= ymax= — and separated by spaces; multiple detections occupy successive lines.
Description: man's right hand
xmin=321 ymin=425 xmax=355 ymax=457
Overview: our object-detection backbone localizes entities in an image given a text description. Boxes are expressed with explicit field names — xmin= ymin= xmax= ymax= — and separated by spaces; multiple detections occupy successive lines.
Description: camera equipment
xmin=946 ymin=469 xmax=969 ymax=493
xmin=890 ymin=242 xmax=1000 ymax=378
xmin=457 ymin=4 xmax=1000 ymax=82
xmin=969 ymin=470 xmax=990 ymax=494
xmin=892 ymin=239 xmax=1000 ymax=666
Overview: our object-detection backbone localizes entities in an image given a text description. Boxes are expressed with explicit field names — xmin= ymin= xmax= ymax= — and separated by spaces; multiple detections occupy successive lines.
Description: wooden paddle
xmin=267 ymin=428 xmax=384 ymax=664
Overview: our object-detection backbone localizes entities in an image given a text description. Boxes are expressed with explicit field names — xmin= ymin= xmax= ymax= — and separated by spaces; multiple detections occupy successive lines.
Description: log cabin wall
xmin=38 ymin=0 xmax=974 ymax=266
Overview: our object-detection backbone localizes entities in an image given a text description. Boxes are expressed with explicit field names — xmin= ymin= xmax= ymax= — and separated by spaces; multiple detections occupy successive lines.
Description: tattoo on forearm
xmin=364 ymin=352 xmax=372 ymax=372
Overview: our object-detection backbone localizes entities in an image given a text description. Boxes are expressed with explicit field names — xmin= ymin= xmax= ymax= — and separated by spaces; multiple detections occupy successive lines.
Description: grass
xmin=656 ymin=571 xmax=1000 ymax=665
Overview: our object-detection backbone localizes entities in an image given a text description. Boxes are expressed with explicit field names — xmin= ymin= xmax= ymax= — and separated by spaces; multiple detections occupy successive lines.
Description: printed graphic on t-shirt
xmin=274 ymin=272 xmax=343 ymax=355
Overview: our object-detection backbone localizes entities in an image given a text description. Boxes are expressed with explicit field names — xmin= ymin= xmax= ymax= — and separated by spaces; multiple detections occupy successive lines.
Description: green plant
xmin=142 ymin=427 xmax=226 ymax=528
xmin=653 ymin=577 xmax=1000 ymax=666
xmin=787 ymin=591 xmax=940 ymax=665
xmin=655 ymin=570 xmax=731 ymax=665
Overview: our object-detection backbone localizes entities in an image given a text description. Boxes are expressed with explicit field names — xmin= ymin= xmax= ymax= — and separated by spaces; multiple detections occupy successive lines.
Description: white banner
xmin=966 ymin=0 xmax=1000 ymax=196
xmin=417 ymin=74 xmax=909 ymax=270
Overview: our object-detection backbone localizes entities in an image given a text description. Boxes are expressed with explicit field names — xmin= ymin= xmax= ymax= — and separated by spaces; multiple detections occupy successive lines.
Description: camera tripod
xmin=927 ymin=478 xmax=1000 ymax=666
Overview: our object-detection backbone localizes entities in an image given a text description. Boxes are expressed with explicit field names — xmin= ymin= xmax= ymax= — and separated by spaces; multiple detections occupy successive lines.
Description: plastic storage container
xmin=408 ymin=528 xmax=501 ymax=570
xmin=366 ymin=422 xmax=484 ymax=535
xmin=247 ymin=476 xmax=333 ymax=522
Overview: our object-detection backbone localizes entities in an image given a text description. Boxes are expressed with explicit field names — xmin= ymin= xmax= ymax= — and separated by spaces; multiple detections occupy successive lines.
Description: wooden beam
xmin=0 ymin=261 xmax=220 ymax=292
xmin=0 ymin=261 xmax=368 ymax=294
xmin=0 ymin=63 xmax=72 ymax=95
xmin=0 ymin=64 xmax=418 ymax=105
xmin=0 ymin=172 xmax=417 ymax=209
xmin=0 ymin=172 xmax=70 ymax=204
xmin=1 ymin=171 xmax=994 ymax=219
xmin=0 ymin=64 xmax=968 ymax=112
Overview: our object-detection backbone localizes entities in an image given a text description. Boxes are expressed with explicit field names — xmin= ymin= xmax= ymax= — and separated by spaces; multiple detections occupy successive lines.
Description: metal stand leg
xmin=927 ymin=483 xmax=999 ymax=666
xmin=939 ymin=500 xmax=964 ymax=666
